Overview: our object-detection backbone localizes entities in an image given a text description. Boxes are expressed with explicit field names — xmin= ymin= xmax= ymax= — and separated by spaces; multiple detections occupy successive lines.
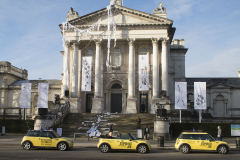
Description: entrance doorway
xmin=140 ymin=94 xmax=148 ymax=113
xmin=111 ymin=94 xmax=122 ymax=113
xmin=86 ymin=94 xmax=93 ymax=113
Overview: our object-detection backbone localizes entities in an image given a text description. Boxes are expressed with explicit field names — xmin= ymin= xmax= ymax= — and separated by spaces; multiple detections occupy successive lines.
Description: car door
xmin=195 ymin=134 xmax=214 ymax=151
xmin=116 ymin=134 xmax=133 ymax=150
xmin=37 ymin=131 xmax=54 ymax=147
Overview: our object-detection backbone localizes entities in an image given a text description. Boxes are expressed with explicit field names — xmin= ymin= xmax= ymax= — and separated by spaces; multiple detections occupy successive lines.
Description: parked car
xmin=175 ymin=132 xmax=230 ymax=154
xmin=97 ymin=132 xmax=151 ymax=154
xmin=21 ymin=130 xmax=73 ymax=151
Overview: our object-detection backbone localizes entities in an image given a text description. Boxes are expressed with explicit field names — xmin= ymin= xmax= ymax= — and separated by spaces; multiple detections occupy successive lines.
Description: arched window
xmin=87 ymin=49 xmax=94 ymax=61
xmin=140 ymin=47 xmax=148 ymax=55
xmin=112 ymin=49 xmax=121 ymax=67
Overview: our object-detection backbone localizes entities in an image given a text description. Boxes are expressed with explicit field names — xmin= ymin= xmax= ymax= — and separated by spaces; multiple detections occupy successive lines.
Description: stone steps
xmin=57 ymin=113 xmax=155 ymax=138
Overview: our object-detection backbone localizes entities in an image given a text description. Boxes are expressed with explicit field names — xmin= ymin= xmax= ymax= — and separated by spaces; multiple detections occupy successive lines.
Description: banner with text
xmin=139 ymin=55 xmax=149 ymax=91
xmin=194 ymin=82 xmax=206 ymax=110
xmin=81 ymin=57 xmax=92 ymax=91
xmin=20 ymin=83 xmax=32 ymax=108
xmin=37 ymin=83 xmax=49 ymax=108
xmin=175 ymin=82 xmax=187 ymax=109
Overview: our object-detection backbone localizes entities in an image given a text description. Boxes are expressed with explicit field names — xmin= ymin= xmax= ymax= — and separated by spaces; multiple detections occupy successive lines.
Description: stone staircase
xmin=56 ymin=113 xmax=155 ymax=139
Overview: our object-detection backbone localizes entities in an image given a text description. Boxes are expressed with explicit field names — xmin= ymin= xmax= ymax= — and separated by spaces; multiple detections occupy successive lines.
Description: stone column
xmin=126 ymin=38 xmax=137 ymax=114
xmin=62 ymin=41 xmax=70 ymax=98
xmin=71 ymin=41 xmax=80 ymax=98
xmin=152 ymin=38 xmax=159 ymax=99
xmin=77 ymin=48 xmax=82 ymax=97
xmin=161 ymin=38 xmax=168 ymax=95
xmin=91 ymin=39 xmax=103 ymax=113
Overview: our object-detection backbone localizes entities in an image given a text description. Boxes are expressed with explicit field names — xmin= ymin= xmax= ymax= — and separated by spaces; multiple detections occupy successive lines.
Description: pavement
xmin=1 ymin=133 xmax=240 ymax=151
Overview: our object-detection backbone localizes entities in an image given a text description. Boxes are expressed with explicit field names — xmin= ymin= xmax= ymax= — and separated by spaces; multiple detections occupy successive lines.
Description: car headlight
xmin=67 ymin=139 xmax=70 ymax=143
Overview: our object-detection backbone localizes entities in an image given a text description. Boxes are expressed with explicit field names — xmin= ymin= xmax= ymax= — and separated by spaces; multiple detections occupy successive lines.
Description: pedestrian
xmin=136 ymin=116 xmax=141 ymax=129
xmin=217 ymin=126 xmax=222 ymax=141
xmin=144 ymin=125 xmax=150 ymax=140
xmin=47 ymin=125 xmax=53 ymax=130
xmin=109 ymin=124 xmax=113 ymax=132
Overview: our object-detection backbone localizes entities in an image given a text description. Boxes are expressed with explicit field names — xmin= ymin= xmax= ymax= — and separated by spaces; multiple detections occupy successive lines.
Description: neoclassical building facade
xmin=60 ymin=1 xmax=187 ymax=114
xmin=1 ymin=0 xmax=240 ymax=119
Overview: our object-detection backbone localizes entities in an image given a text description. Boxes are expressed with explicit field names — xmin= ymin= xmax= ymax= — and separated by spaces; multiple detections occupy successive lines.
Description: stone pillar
xmin=77 ymin=48 xmax=82 ymax=97
xmin=161 ymin=38 xmax=168 ymax=96
xmin=71 ymin=41 xmax=80 ymax=98
xmin=91 ymin=39 xmax=103 ymax=113
xmin=152 ymin=38 xmax=159 ymax=99
xmin=126 ymin=38 xmax=137 ymax=114
xmin=62 ymin=41 xmax=70 ymax=98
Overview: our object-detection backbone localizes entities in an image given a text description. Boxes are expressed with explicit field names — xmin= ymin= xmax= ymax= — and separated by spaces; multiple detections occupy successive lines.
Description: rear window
xmin=26 ymin=131 xmax=39 ymax=137
xmin=180 ymin=134 xmax=196 ymax=140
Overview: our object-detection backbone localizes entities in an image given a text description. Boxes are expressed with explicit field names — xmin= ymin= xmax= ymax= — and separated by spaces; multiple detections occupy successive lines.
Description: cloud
xmin=186 ymin=48 xmax=240 ymax=77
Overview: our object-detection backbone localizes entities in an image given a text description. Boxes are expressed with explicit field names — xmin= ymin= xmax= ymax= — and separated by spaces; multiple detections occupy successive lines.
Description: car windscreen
xmin=128 ymin=133 xmax=137 ymax=140
xmin=51 ymin=131 xmax=61 ymax=138
xmin=207 ymin=134 xmax=215 ymax=141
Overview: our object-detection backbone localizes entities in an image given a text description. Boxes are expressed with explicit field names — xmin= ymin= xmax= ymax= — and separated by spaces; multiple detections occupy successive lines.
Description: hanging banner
xmin=81 ymin=57 xmax=92 ymax=91
xmin=37 ymin=83 xmax=49 ymax=108
xmin=139 ymin=55 xmax=149 ymax=91
xmin=20 ymin=83 xmax=32 ymax=108
xmin=175 ymin=82 xmax=187 ymax=109
xmin=194 ymin=82 xmax=206 ymax=110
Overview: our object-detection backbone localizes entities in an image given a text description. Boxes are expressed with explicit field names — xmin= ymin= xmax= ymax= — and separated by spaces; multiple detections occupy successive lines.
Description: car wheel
xmin=58 ymin=142 xmax=68 ymax=151
xmin=100 ymin=144 xmax=110 ymax=153
xmin=218 ymin=145 xmax=227 ymax=154
xmin=23 ymin=141 xmax=32 ymax=150
xmin=180 ymin=144 xmax=190 ymax=154
xmin=138 ymin=144 xmax=147 ymax=154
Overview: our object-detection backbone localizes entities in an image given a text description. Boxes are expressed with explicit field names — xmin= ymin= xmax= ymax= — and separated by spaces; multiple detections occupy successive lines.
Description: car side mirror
xmin=49 ymin=136 xmax=52 ymax=139
xmin=129 ymin=138 xmax=131 ymax=141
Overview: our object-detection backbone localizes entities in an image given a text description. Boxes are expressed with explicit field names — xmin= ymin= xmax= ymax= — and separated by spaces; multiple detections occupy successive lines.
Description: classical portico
xmin=60 ymin=0 xmax=185 ymax=114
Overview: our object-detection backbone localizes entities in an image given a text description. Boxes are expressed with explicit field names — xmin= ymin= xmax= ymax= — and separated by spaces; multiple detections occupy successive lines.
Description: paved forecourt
xmin=0 ymin=134 xmax=239 ymax=151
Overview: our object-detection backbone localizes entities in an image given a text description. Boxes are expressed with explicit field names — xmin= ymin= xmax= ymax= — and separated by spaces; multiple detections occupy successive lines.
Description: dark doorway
xmin=140 ymin=94 xmax=148 ymax=113
xmin=86 ymin=94 xmax=94 ymax=113
xmin=111 ymin=93 xmax=122 ymax=113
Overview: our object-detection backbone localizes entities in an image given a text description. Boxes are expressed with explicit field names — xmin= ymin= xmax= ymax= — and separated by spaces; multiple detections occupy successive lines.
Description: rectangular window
xmin=181 ymin=134 xmax=196 ymax=140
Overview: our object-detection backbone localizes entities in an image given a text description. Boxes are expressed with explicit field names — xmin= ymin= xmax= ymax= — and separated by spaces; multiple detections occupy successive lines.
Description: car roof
xmin=181 ymin=132 xmax=208 ymax=134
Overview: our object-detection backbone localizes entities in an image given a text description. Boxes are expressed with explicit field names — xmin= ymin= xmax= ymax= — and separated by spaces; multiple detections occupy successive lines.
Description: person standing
xmin=144 ymin=125 xmax=150 ymax=140
xmin=217 ymin=126 xmax=222 ymax=141
xmin=136 ymin=116 xmax=141 ymax=129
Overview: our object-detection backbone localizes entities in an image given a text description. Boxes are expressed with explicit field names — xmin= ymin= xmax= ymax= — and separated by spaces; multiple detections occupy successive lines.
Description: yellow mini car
xmin=97 ymin=133 xmax=151 ymax=154
xmin=175 ymin=132 xmax=230 ymax=154
xmin=21 ymin=130 xmax=73 ymax=151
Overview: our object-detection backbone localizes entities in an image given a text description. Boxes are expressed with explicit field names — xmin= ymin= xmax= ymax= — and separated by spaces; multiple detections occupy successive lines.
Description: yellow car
xmin=21 ymin=130 xmax=73 ymax=151
xmin=97 ymin=133 xmax=151 ymax=154
xmin=175 ymin=132 xmax=230 ymax=154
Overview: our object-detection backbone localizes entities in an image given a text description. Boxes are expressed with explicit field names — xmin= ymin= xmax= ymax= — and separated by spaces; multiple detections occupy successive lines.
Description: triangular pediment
xmin=68 ymin=5 xmax=173 ymax=27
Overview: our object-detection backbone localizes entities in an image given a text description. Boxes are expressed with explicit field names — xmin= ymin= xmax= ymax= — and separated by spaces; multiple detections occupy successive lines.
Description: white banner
xmin=194 ymin=82 xmax=206 ymax=110
xmin=20 ymin=83 xmax=32 ymax=108
xmin=37 ymin=83 xmax=49 ymax=108
xmin=139 ymin=55 xmax=149 ymax=91
xmin=81 ymin=57 xmax=92 ymax=91
xmin=175 ymin=82 xmax=187 ymax=109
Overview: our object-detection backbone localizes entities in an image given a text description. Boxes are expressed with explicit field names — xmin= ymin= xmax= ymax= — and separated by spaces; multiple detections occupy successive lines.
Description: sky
xmin=0 ymin=0 xmax=240 ymax=80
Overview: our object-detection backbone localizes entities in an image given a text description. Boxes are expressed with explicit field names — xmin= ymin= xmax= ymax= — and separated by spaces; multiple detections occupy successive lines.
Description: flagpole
xmin=179 ymin=109 xmax=181 ymax=123
xmin=199 ymin=109 xmax=201 ymax=123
